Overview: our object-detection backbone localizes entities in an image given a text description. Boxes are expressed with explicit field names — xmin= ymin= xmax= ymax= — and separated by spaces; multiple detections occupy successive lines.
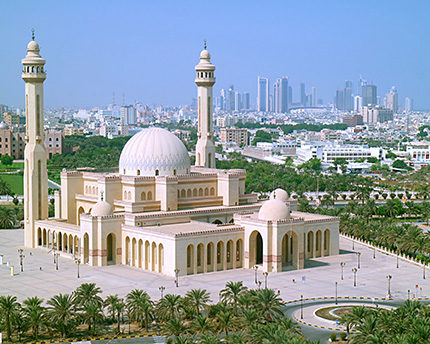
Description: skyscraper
xmin=335 ymin=89 xmax=345 ymax=110
xmin=311 ymin=87 xmax=317 ymax=107
xmin=288 ymin=86 xmax=292 ymax=105
xmin=257 ymin=76 xmax=269 ymax=112
xmin=228 ymin=85 xmax=235 ymax=112
xmin=362 ymin=85 xmax=377 ymax=106
xmin=299 ymin=83 xmax=306 ymax=106
xmin=273 ymin=77 xmax=289 ymax=113
xmin=405 ymin=97 xmax=414 ymax=112
xmin=234 ymin=92 xmax=241 ymax=112
xmin=385 ymin=86 xmax=398 ymax=113
xmin=242 ymin=92 xmax=250 ymax=110
xmin=344 ymin=80 xmax=353 ymax=111
xmin=120 ymin=105 xmax=136 ymax=125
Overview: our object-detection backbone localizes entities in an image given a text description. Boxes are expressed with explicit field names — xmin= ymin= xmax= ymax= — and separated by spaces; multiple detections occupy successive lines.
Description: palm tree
xmin=47 ymin=293 xmax=76 ymax=338
xmin=156 ymin=294 xmax=182 ymax=322
xmin=74 ymin=283 xmax=103 ymax=308
xmin=126 ymin=289 xmax=153 ymax=331
xmin=0 ymin=295 xmax=21 ymax=340
xmin=216 ymin=311 xmax=234 ymax=337
xmin=276 ymin=317 xmax=302 ymax=336
xmin=162 ymin=317 xmax=186 ymax=336
xmin=104 ymin=294 xmax=120 ymax=323
xmin=189 ymin=315 xmax=214 ymax=334
xmin=349 ymin=315 xmax=382 ymax=343
xmin=238 ymin=308 xmax=259 ymax=330
xmin=115 ymin=300 xmax=126 ymax=333
xmin=23 ymin=296 xmax=45 ymax=340
xmin=185 ymin=289 xmax=211 ymax=316
xmin=198 ymin=334 xmax=222 ymax=344
xmin=0 ymin=206 xmax=15 ymax=229
xmin=81 ymin=300 xmax=104 ymax=334
xmin=237 ymin=292 xmax=253 ymax=312
xmin=166 ymin=335 xmax=193 ymax=344
xmin=220 ymin=281 xmax=248 ymax=314
xmin=252 ymin=288 xmax=284 ymax=322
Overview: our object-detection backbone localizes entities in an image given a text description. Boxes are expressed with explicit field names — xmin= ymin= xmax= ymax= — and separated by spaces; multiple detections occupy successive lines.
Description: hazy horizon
xmin=1 ymin=0 xmax=429 ymax=109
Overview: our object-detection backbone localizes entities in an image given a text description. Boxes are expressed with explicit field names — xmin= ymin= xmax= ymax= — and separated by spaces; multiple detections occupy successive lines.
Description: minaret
xmin=195 ymin=41 xmax=216 ymax=169
xmin=22 ymin=30 xmax=48 ymax=248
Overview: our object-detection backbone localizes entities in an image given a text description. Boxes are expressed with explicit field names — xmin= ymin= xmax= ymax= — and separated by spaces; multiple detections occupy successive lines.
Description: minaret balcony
xmin=22 ymin=72 xmax=46 ymax=82
xmin=195 ymin=77 xmax=215 ymax=86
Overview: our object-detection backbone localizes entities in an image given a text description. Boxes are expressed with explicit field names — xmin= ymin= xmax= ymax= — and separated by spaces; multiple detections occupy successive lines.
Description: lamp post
xmin=423 ymin=263 xmax=426 ymax=280
xmin=335 ymin=281 xmax=338 ymax=305
xmin=397 ymin=253 xmax=399 ymax=268
xmin=263 ymin=271 xmax=268 ymax=289
xmin=75 ymin=257 xmax=81 ymax=278
xmin=54 ymin=252 xmax=60 ymax=270
xmin=17 ymin=249 xmax=25 ymax=273
xmin=257 ymin=281 xmax=262 ymax=289
xmin=174 ymin=268 xmax=180 ymax=287
xmin=386 ymin=275 xmax=392 ymax=298
xmin=352 ymin=238 xmax=354 ymax=250
xmin=158 ymin=286 xmax=165 ymax=299
xmin=408 ymin=289 xmax=410 ymax=300
xmin=300 ymin=295 xmax=304 ymax=319
xmin=352 ymin=268 xmax=357 ymax=287
xmin=373 ymin=246 xmax=376 ymax=259
xmin=356 ymin=252 xmax=361 ymax=269
xmin=340 ymin=262 xmax=345 ymax=280
xmin=253 ymin=265 xmax=259 ymax=284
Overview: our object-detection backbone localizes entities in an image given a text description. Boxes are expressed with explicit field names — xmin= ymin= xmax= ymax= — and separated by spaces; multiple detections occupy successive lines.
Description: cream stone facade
xmin=24 ymin=41 xmax=340 ymax=278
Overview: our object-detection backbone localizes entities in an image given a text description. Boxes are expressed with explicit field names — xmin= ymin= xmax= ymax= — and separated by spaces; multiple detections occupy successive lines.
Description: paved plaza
xmin=0 ymin=229 xmax=429 ymax=302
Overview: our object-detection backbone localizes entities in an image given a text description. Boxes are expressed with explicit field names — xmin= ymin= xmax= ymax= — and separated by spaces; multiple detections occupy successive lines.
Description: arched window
xmin=141 ymin=191 xmax=146 ymax=201
xmin=155 ymin=169 xmax=159 ymax=176
xmin=173 ymin=169 xmax=176 ymax=175
xmin=187 ymin=189 xmax=191 ymax=198
xmin=37 ymin=67 xmax=40 ymax=72
xmin=210 ymin=187 xmax=215 ymax=196
xmin=137 ymin=169 xmax=140 ymax=176
xmin=193 ymin=189 xmax=197 ymax=197
xmin=181 ymin=189 xmax=186 ymax=198
xmin=128 ymin=191 xmax=131 ymax=200
xmin=147 ymin=191 xmax=152 ymax=200
xmin=124 ymin=191 xmax=127 ymax=200
xmin=204 ymin=188 xmax=209 ymax=196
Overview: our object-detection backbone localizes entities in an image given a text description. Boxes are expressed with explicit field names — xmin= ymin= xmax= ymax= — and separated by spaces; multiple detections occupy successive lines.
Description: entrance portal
xmin=107 ymin=233 xmax=116 ymax=265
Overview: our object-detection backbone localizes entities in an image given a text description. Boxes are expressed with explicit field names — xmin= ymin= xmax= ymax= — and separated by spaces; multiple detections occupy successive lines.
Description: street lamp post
xmin=18 ymin=249 xmax=25 ymax=273
xmin=373 ymin=247 xmax=376 ymax=259
xmin=75 ymin=258 xmax=81 ymax=278
xmin=356 ymin=252 xmax=361 ymax=269
xmin=352 ymin=268 xmax=357 ymax=287
xmin=174 ymin=268 xmax=180 ymax=287
xmin=352 ymin=238 xmax=355 ymax=250
xmin=386 ymin=275 xmax=392 ymax=298
xmin=340 ymin=262 xmax=345 ymax=280
xmin=257 ymin=281 xmax=262 ymax=289
xmin=335 ymin=281 xmax=338 ymax=305
xmin=300 ymin=295 xmax=304 ymax=319
xmin=158 ymin=286 xmax=165 ymax=299
xmin=263 ymin=272 xmax=268 ymax=289
xmin=408 ymin=289 xmax=410 ymax=300
xmin=253 ymin=265 xmax=259 ymax=284
xmin=397 ymin=253 xmax=399 ymax=268
xmin=423 ymin=263 xmax=426 ymax=280
xmin=54 ymin=252 xmax=60 ymax=270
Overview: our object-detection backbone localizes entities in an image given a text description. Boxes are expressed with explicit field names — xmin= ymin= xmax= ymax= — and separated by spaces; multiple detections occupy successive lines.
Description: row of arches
xmin=124 ymin=190 xmax=154 ymax=201
xmin=85 ymin=185 xmax=98 ymax=196
xmin=24 ymin=66 xmax=44 ymax=73
xmin=186 ymin=239 xmax=243 ymax=275
xmin=178 ymin=187 xmax=215 ymax=199
xmin=124 ymin=237 xmax=164 ymax=273
xmin=37 ymin=227 xmax=79 ymax=256
xmin=306 ymin=229 xmax=330 ymax=259
xmin=197 ymin=71 xmax=213 ymax=78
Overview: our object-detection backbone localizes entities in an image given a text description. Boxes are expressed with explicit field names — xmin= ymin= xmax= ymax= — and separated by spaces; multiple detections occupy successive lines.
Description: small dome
xmin=200 ymin=49 xmax=210 ymax=59
xmin=119 ymin=127 xmax=190 ymax=176
xmin=270 ymin=189 xmax=288 ymax=202
xmin=0 ymin=122 xmax=9 ymax=130
xmin=258 ymin=199 xmax=290 ymax=221
xmin=91 ymin=201 xmax=113 ymax=216
xmin=27 ymin=40 xmax=40 ymax=52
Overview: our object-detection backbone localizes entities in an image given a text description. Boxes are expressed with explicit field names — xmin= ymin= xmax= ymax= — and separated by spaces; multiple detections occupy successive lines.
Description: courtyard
xmin=0 ymin=228 xmax=428 ymax=303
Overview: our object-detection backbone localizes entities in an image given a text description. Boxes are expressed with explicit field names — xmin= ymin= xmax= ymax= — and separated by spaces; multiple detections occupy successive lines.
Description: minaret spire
xmin=194 ymin=45 xmax=216 ymax=169
xmin=31 ymin=28 xmax=35 ymax=41
xmin=204 ymin=39 xmax=207 ymax=50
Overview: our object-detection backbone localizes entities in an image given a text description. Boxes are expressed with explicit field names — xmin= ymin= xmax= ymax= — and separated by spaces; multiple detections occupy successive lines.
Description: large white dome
xmin=91 ymin=201 xmax=113 ymax=216
xmin=258 ymin=199 xmax=290 ymax=221
xmin=119 ymin=127 xmax=190 ymax=177
xmin=270 ymin=188 xmax=289 ymax=202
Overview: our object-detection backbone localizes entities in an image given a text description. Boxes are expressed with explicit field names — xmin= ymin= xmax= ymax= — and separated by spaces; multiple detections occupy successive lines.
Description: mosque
xmin=22 ymin=36 xmax=339 ymax=277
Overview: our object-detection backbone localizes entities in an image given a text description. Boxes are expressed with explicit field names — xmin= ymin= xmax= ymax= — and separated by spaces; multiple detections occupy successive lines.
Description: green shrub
xmin=340 ymin=332 xmax=347 ymax=340
xmin=330 ymin=333 xmax=337 ymax=341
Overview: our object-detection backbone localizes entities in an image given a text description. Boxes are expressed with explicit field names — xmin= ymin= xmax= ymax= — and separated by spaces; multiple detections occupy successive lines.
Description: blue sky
xmin=0 ymin=0 xmax=429 ymax=109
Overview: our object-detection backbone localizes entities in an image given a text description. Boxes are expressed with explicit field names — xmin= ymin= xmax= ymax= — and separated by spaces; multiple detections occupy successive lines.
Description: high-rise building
xmin=362 ymin=85 xmax=377 ymax=106
xmin=405 ymin=97 xmax=414 ymax=112
xmin=335 ymin=89 xmax=345 ymax=110
xmin=257 ymin=76 xmax=269 ymax=112
xmin=273 ymin=77 xmax=289 ymax=113
xmin=242 ymin=92 xmax=250 ymax=110
xmin=361 ymin=105 xmax=393 ymax=124
xmin=234 ymin=92 xmax=241 ymax=112
xmin=344 ymin=80 xmax=353 ymax=111
xmin=354 ymin=96 xmax=362 ymax=112
xmin=228 ymin=85 xmax=235 ymax=112
xmin=385 ymin=86 xmax=398 ymax=113
xmin=120 ymin=105 xmax=136 ymax=125
xmin=22 ymin=34 xmax=49 ymax=247
xmin=311 ymin=87 xmax=317 ymax=107
xmin=195 ymin=45 xmax=216 ymax=168
xmin=288 ymin=86 xmax=292 ymax=104
xmin=299 ymin=83 xmax=306 ymax=106
xmin=220 ymin=89 xmax=226 ymax=111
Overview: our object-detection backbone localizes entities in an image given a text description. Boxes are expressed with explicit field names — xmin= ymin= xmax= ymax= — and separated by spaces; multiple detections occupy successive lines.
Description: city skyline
xmin=0 ymin=0 xmax=429 ymax=109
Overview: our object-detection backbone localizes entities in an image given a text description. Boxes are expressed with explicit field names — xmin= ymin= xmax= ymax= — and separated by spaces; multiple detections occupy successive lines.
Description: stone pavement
xmin=1 ymin=229 xmax=429 ymax=303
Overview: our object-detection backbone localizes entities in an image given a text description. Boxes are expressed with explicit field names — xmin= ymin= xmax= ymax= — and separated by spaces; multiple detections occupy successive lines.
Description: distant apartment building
xmin=64 ymin=126 xmax=84 ymax=136
xmin=220 ymin=127 xmax=249 ymax=146
xmin=242 ymin=92 xmax=250 ymax=110
xmin=360 ymin=105 xmax=393 ymax=123
xmin=172 ymin=129 xmax=190 ymax=141
xmin=0 ymin=122 xmax=62 ymax=159
xmin=405 ymin=97 xmax=414 ymax=112
xmin=362 ymin=85 xmax=377 ymax=106
xmin=343 ymin=114 xmax=364 ymax=127
xmin=99 ymin=122 xmax=118 ymax=138
xmin=120 ymin=105 xmax=137 ymax=125
xmin=321 ymin=129 xmax=342 ymax=142
xmin=3 ymin=112 xmax=24 ymax=126
xmin=257 ymin=76 xmax=269 ymax=112
xmin=385 ymin=86 xmax=398 ymax=112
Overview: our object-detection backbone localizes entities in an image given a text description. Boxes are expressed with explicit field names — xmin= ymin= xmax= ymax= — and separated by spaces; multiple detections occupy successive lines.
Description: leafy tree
xmin=1 ymin=154 xmax=13 ymax=166
xmin=185 ymin=289 xmax=211 ymax=316
xmin=47 ymin=293 xmax=76 ymax=338
xmin=22 ymin=296 xmax=45 ymax=340
xmin=0 ymin=178 xmax=11 ymax=196
xmin=126 ymin=289 xmax=153 ymax=331
xmin=0 ymin=206 xmax=15 ymax=228
xmin=0 ymin=295 xmax=21 ymax=340
xmin=220 ymin=281 xmax=248 ymax=314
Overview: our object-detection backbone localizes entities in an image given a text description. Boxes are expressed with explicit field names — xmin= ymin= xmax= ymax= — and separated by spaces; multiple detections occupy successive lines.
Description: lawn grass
xmin=0 ymin=162 xmax=24 ymax=170
xmin=315 ymin=305 xmax=374 ymax=321
xmin=0 ymin=174 xmax=23 ymax=195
